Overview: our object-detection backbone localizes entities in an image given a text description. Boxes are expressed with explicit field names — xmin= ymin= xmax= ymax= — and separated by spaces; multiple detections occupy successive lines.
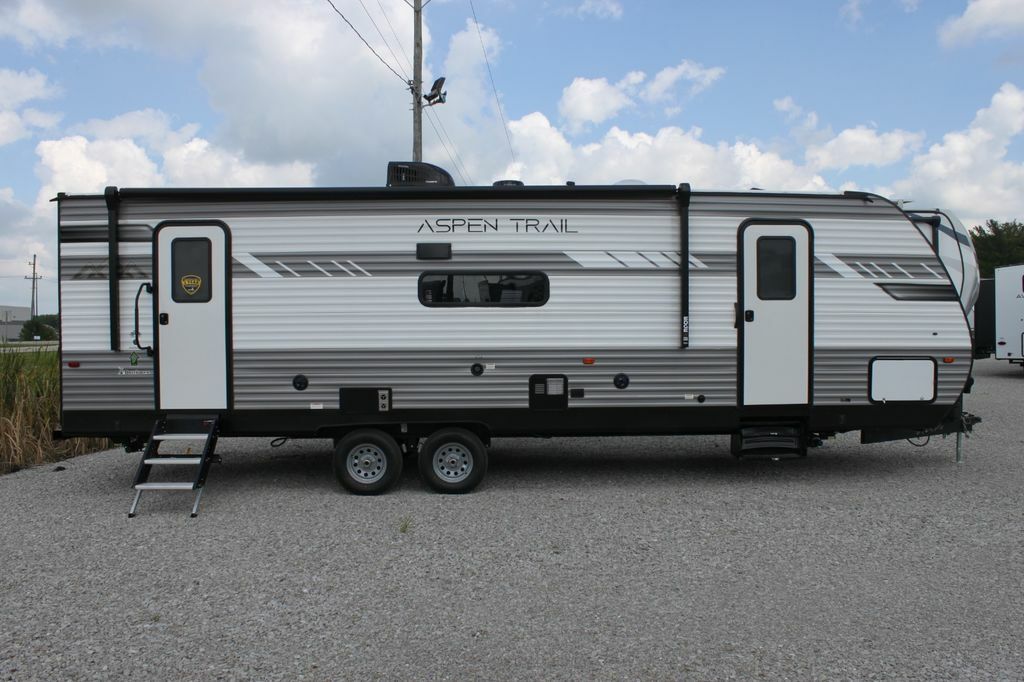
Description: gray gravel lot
xmin=2 ymin=358 xmax=1023 ymax=680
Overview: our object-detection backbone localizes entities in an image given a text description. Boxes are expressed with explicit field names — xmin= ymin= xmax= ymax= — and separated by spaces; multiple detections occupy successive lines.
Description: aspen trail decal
xmin=180 ymin=275 xmax=202 ymax=295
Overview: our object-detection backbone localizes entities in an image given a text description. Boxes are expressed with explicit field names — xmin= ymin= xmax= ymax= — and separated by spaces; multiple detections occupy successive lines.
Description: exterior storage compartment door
xmin=740 ymin=221 xmax=811 ymax=407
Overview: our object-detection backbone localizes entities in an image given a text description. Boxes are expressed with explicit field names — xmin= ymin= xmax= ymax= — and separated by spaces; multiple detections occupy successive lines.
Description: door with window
xmin=740 ymin=222 xmax=811 ymax=406
xmin=155 ymin=224 xmax=229 ymax=410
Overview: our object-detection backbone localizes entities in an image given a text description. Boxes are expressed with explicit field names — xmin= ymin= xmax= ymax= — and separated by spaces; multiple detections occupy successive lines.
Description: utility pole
xmin=25 ymin=254 xmax=41 ymax=319
xmin=411 ymin=0 xmax=424 ymax=162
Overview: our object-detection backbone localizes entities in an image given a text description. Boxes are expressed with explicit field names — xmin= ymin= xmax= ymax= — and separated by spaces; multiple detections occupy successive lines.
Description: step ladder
xmin=129 ymin=415 xmax=221 ymax=518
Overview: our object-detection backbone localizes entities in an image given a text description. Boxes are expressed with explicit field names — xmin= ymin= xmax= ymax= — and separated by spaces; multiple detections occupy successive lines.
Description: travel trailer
xmin=54 ymin=163 xmax=981 ymax=515
xmin=993 ymin=264 xmax=1024 ymax=366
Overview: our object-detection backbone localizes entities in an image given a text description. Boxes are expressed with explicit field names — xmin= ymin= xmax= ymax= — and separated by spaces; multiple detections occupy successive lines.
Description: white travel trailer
xmin=54 ymin=163 xmax=981 ymax=515
xmin=993 ymin=264 xmax=1024 ymax=366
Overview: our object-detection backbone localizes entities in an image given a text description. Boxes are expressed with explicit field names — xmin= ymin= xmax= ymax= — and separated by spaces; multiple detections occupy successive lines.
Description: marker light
xmin=66 ymin=361 xmax=80 ymax=368
xmin=582 ymin=357 xmax=596 ymax=365
xmin=942 ymin=357 xmax=955 ymax=364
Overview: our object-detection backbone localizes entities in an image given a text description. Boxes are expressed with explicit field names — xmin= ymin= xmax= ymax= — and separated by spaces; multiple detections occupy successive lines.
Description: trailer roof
xmin=58 ymin=184 xmax=685 ymax=203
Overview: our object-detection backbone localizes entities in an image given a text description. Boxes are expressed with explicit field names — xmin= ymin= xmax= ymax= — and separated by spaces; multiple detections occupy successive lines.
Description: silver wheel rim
xmin=346 ymin=444 xmax=387 ymax=484
xmin=432 ymin=442 xmax=473 ymax=483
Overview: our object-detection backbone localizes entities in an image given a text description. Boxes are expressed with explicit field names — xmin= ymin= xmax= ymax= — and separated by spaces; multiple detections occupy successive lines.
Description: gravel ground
xmin=1 ymin=359 xmax=1022 ymax=680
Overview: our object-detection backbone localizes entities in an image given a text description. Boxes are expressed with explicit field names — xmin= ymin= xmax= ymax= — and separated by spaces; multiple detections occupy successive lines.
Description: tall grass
xmin=1 ymin=348 xmax=109 ymax=474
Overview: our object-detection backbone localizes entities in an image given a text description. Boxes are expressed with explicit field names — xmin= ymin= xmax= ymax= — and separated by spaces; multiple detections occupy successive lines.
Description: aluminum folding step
xmin=134 ymin=481 xmax=195 ymax=490
xmin=152 ymin=433 xmax=209 ymax=441
xmin=143 ymin=457 xmax=202 ymax=466
xmin=129 ymin=415 xmax=221 ymax=518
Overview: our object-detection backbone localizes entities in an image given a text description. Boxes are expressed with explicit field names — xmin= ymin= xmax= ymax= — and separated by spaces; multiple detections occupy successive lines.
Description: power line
xmin=426 ymin=107 xmax=473 ymax=185
xmin=424 ymin=112 xmax=470 ymax=185
xmin=376 ymin=0 xmax=415 ymax=73
xmin=468 ymin=0 xmax=517 ymax=166
xmin=357 ymin=0 xmax=409 ymax=81
xmin=322 ymin=0 xmax=408 ymax=85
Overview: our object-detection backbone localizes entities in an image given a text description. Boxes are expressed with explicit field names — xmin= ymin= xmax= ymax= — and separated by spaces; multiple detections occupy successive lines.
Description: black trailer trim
xmin=677 ymin=183 xmax=691 ymax=348
xmin=104 ymin=186 xmax=120 ymax=351
xmin=59 ymin=402 xmax=961 ymax=441
xmin=102 ymin=184 xmax=680 ymax=203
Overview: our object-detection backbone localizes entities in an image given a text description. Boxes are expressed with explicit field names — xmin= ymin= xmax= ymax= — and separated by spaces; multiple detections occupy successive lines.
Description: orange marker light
xmin=582 ymin=357 xmax=596 ymax=365
xmin=942 ymin=357 xmax=955 ymax=364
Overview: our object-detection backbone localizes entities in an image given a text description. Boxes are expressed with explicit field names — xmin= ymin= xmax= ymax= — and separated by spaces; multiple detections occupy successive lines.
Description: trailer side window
xmin=419 ymin=273 xmax=549 ymax=307
xmin=756 ymin=236 xmax=796 ymax=300
xmin=171 ymin=238 xmax=213 ymax=303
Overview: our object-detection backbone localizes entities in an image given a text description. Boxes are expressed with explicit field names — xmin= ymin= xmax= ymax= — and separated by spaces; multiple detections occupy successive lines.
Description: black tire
xmin=333 ymin=429 xmax=403 ymax=495
xmin=418 ymin=428 xmax=487 ymax=494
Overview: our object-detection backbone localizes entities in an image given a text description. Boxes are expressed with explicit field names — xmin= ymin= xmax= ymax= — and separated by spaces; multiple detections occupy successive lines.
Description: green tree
xmin=18 ymin=318 xmax=58 ymax=342
xmin=969 ymin=219 xmax=1024 ymax=278
xmin=35 ymin=314 xmax=58 ymax=329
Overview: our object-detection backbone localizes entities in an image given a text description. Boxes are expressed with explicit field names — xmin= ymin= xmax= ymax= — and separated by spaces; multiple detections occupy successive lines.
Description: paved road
xmin=1 ymin=359 xmax=1022 ymax=680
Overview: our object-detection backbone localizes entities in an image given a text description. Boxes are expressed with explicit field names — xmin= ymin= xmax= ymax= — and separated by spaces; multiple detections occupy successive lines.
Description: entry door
xmin=156 ymin=224 xmax=228 ymax=410
xmin=740 ymin=223 xmax=811 ymax=406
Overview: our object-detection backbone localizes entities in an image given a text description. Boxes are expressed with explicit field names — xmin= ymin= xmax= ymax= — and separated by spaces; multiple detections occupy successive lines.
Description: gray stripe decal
xmin=59 ymin=224 xmax=153 ymax=243
xmin=61 ymin=256 xmax=151 ymax=280
xmin=875 ymin=282 xmax=959 ymax=301
xmin=836 ymin=254 xmax=946 ymax=281
xmin=246 ymin=251 xmax=737 ymax=277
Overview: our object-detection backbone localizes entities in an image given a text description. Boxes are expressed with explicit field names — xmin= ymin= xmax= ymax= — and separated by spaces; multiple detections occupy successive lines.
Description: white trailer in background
xmin=994 ymin=264 xmax=1024 ymax=366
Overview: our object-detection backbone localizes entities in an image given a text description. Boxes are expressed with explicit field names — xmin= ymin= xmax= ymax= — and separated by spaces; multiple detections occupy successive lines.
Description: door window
xmin=756 ymin=236 xmax=796 ymax=300
xmin=171 ymin=238 xmax=212 ymax=303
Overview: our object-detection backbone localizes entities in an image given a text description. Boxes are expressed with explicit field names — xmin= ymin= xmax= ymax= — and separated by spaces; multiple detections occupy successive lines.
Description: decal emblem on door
xmin=180 ymin=275 xmax=202 ymax=295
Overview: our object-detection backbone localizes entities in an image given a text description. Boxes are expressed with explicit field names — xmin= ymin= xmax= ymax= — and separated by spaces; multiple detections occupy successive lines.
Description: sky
xmin=1 ymin=0 xmax=1023 ymax=313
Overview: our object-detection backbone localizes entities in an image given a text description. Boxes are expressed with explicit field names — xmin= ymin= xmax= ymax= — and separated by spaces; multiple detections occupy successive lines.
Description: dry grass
xmin=1 ymin=348 xmax=109 ymax=474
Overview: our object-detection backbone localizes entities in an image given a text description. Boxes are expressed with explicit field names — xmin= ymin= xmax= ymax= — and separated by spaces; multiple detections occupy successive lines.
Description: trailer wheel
xmin=333 ymin=429 xmax=403 ymax=495
xmin=419 ymin=428 xmax=487 ymax=494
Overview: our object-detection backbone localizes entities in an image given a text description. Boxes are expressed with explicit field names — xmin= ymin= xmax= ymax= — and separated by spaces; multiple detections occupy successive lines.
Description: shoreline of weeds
xmin=1 ymin=347 xmax=109 ymax=474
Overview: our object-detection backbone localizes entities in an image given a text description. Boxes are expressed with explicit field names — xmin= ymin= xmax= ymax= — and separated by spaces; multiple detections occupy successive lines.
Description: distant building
xmin=0 ymin=305 xmax=31 ymax=342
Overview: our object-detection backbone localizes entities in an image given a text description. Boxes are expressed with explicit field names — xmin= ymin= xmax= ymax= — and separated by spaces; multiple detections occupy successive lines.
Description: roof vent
xmin=492 ymin=179 xmax=524 ymax=187
xmin=387 ymin=162 xmax=455 ymax=187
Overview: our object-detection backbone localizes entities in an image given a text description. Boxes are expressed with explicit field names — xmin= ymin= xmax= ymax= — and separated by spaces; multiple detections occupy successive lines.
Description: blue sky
xmin=1 ymin=0 xmax=1023 ymax=312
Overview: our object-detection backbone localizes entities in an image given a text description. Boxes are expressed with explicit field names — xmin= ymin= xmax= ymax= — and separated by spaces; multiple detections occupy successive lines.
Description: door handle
xmin=744 ymin=310 xmax=755 ymax=322
xmin=159 ymin=313 xmax=169 ymax=325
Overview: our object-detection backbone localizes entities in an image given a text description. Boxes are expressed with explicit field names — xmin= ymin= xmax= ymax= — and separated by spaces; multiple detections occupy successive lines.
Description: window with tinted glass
xmin=419 ymin=273 xmax=549 ymax=307
xmin=171 ymin=238 xmax=212 ymax=303
xmin=756 ymin=236 xmax=796 ymax=300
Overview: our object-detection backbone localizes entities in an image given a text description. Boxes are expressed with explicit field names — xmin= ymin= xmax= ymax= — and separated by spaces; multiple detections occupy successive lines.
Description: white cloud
xmin=0 ymin=68 xmax=61 ymax=148
xmin=20 ymin=109 xmax=62 ymax=130
xmin=884 ymin=83 xmax=1024 ymax=226
xmin=33 ymin=111 xmax=314 ymax=214
xmin=0 ymin=0 xmax=75 ymax=47
xmin=773 ymin=96 xmax=828 ymax=147
xmin=900 ymin=0 xmax=920 ymax=11
xmin=0 ymin=0 xmax=419 ymax=184
xmin=0 ymin=68 xmax=59 ymax=110
xmin=557 ymin=60 xmax=725 ymax=134
xmin=506 ymin=114 xmax=829 ymax=191
xmin=641 ymin=60 xmax=725 ymax=101
xmin=0 ymin=111 xmax=29 ymax=147
xmin=939 ymin=0 xmax=1024 ymax=47
xmin=162 ymin=139 xmax=313 ymax=186
xmin=841 ymin=0 xmax=864 ymax=25
xmin=71 ymin=109 xmax=199 ymax=152
xmin=558 ymin=77 xmax=634 ymax=133
xmin=568 ymin=0 xmax=623 ymax=20
xmin=807 ymin=126 xmax=925 ymax=171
